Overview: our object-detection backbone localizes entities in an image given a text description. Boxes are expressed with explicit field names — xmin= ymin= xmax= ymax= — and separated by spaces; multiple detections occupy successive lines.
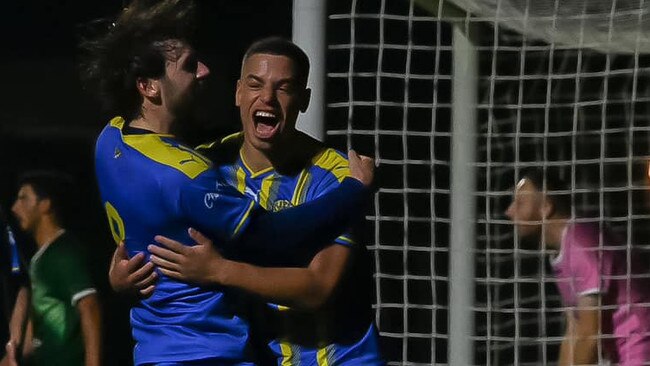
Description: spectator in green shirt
xmin=3 ymin=171 xmax=102 ymax=366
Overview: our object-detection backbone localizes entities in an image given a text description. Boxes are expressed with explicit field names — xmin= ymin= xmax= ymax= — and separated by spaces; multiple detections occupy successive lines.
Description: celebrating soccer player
xmin=142 ymin=37 xmax=384 ymax=365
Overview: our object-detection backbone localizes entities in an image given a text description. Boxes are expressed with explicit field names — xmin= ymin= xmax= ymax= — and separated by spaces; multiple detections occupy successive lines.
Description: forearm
xmin=558 ymin=337 xmax=571 ymax=366
xmin=8 ymin=287 xmax=29 ymax=347
xmin=78 ymin=295 xmax=102 ymax=366
xmin=236 ymin=178 xmax=366 ymax=262
xmin=108 ymin=247 xmax=126 ymax=292
xmin=571 ymin=335 xmax=598 ymax=365
xmin=559 ymin=304 xmax=600 ymax=366
xmin=218 ymin=260 xmax=327 ymax=309
xmin=559 ymin=335 xmax=599 ymax=366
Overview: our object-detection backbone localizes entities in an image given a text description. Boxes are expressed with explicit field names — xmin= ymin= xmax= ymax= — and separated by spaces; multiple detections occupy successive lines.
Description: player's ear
xmin=136 ymin=77 xmax=159 ymax=98
xmin=299 ymin=88 xmax=311 ymax=113
xmin=37 ymin=197 xmax=52 ymax=215
xmin=235 ymin=79 xmax=242 ymax=107
xmin=541 ymin=196 xmax=555 ymax=220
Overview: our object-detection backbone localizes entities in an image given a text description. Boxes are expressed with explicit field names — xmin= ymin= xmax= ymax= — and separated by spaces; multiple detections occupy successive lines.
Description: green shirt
xmin=29 ymin=231 xmax=96 ymax=366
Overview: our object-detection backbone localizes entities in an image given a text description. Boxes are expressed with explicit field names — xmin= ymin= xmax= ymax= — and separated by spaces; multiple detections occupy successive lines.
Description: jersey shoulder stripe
xmin=109 ymin=117 xmax=211 ymax=179
xmin=194 ymin=132 xmax=243 ymax=151
xmin=312 ymin=148 xmax=350 ymax=183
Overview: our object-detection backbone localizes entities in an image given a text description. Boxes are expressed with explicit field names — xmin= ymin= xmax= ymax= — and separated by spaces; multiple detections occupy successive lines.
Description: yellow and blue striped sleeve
xmin=311 ymin=149 xmax=358 ymax=247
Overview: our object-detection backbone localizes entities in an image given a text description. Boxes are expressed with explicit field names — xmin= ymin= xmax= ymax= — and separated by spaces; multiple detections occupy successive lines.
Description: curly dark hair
xmin=79 ymin=0 xmax=197 ymax=120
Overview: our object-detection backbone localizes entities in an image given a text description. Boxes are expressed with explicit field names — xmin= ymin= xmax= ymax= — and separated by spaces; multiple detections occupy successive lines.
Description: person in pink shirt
xmin=505 ymin=168 xmax=650 ymax=366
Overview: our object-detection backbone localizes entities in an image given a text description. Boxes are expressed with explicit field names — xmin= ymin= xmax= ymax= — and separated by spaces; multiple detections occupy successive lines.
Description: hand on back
xmin=348 ymin=150 xmax=375 ymax=187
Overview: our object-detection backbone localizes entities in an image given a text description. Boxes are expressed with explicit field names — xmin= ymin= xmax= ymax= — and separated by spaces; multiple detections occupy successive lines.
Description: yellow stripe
xmin=196 ymin=132 xmax=243 ymax=152
xmin=276 ymin=305 xmax=290 ymax=311
xmin=174 ymin=143 xmax=212 ymax=166
xmin=313 ymin=149 xmax=350 ymax=183
xmin=105 ymin=202 xmax=125 ymax=245
xmin=291 ymin=170 xmax=310 ymax=206
xmin=236 ymin=167 xmax=247 ymax=194
xmin=110 ymin=117 xmax=210 ymax=179
xmin=110 ymin=116 xmax=125 ymax=128
xmin=194 ymin=140 xmax=218 ymax=151
xmin=239 ymin=149 xmax=274 ymax=177
xmin=280 ymin=342 xmax=293 ymax=366
xmin=259 ymin=175 xmax=275 ymax=209
xmin=317 ymin=346 xmax=331 ymax=366
xmin=336 ymin=235 xmax=355 ymax=245
xmin=232 ymin=200 xmax=256 ymax=237
xmin=221 ymin=131 xmax=244 ymax=144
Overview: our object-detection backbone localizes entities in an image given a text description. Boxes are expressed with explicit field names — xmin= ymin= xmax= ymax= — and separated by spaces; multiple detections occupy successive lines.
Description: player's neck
xmin=130 ymin=105 xmax=175 ymax=134
xmin=34 ymin=219 xmax=64 ymax=248
xmin=543 ymin=216 xmax=569 ymax=250
xmin=241 ymin=133 xmax=321 ymax=174
xmin=240 ymin=142 xmax=273 ymax=173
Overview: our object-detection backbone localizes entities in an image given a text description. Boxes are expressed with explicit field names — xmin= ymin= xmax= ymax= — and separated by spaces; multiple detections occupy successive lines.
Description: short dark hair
xmin=242 ymin=37 xmax=310 ymax=87
xmin=79 ymin=0 xmax=197 ymax=120
xmin=519 ymin=167 xmax=572 ymax=216
xmin=17 ymin=171 xmax=75 ymax=227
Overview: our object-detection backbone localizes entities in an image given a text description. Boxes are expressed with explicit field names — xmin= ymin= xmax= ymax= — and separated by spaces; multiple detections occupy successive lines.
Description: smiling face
xmin=235 ymin=53 xmax=310 ymax=152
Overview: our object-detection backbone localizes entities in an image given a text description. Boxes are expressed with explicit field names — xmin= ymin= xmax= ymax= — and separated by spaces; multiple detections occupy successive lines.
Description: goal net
xmin=325 ymin=0 xmax=650 ymax=365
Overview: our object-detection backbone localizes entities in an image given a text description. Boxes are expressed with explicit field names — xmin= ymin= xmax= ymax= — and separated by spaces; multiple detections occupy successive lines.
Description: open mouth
xmin=253 ymin=110 xmax=280 ymax=139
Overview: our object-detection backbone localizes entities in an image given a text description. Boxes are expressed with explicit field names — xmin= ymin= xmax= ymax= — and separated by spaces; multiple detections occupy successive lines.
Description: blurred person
xmin=81 ymin=1 xmax=374 ymax=365
xmin=5 ymin=171 xmax=101 ymax=366
xmin=505 ymin=167 xmax=650 ymax=366
xmin=0 ymin=207 xmax=30 ymax=366
xmin=116 ymin=37 xmax=384 ymax=365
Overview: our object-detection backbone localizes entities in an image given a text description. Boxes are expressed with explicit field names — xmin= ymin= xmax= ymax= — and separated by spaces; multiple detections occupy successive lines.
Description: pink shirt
xmin=551 ymin=222 xmax=650 ymax=365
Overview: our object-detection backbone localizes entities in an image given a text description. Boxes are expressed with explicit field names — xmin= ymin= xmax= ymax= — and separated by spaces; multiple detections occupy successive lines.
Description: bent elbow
xmin=302 ymin=284 xmax=336 ymax=310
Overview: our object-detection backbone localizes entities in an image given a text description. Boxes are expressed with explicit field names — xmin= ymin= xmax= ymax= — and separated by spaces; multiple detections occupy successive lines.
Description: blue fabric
xmin=96 ymin=119 xmax=369 ymax=365
xmin=96 ymin=119 xmax=254 ymax=365
xmin=216 ymin=145 xmax=384 ymax=366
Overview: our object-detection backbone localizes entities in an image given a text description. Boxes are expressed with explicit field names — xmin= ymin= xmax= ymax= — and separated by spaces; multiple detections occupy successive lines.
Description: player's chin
xmin=250 ymin=136 xmax=276 ymax=151
xmin=516 ymin=226 xmax=541 ymax=242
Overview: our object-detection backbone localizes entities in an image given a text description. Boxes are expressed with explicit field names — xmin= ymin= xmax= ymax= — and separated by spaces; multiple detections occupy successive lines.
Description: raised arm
xmin=233 ymin=151 xmax=372 ymax=261
xmin=180 ymin=151 xmax=373 ymax=262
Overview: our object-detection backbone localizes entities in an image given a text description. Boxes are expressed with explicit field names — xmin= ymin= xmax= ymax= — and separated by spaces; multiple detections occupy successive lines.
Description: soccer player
xmin=83 ymin=1 xmax=374 ymax=365
xmin=505 ymin=168 xmax=650 ymax=365
xmin=141 ymin=37 xmax=384 ymax=365
xmin=7 ymin=171 xmax=102 ymax=366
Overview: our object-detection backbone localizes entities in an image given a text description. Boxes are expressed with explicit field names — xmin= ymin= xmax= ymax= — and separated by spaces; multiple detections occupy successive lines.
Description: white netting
xmin=437 ymin=0 xmax=650 ymax=53
xmin=326 ymin=0 xmax=650 ymax=365
xmin=328 ymin=2 xmax=452 ymax=364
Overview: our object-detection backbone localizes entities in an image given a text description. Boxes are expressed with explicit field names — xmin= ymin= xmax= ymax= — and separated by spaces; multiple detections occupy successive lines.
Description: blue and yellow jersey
xmin=206 ymin=133 xmax=384 ymax=366
xmin=94 ymin=118 xmax=257 ymax=365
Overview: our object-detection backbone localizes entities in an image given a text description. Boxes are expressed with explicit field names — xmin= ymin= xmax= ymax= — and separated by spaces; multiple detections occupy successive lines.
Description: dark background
xmin=0 ymin=1 xmax=293 ymax=364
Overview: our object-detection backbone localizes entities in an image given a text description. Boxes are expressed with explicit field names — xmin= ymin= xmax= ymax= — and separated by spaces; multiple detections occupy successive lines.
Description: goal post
xmin=292 ymin=0 xmax=327 ymax=141
xmin=449 ymin=20 xmax=479 ymax=366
